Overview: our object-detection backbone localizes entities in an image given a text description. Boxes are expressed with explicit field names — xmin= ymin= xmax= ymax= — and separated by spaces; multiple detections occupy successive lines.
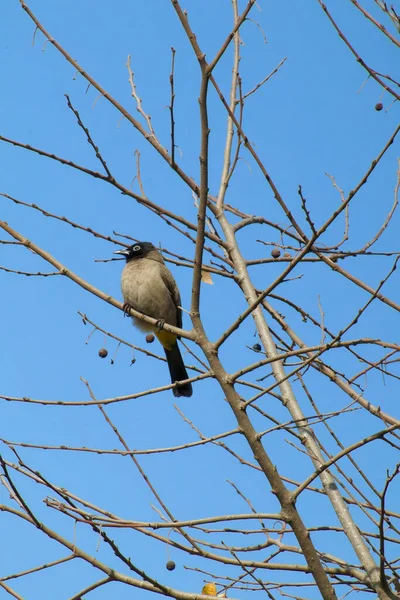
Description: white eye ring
xmin=133 ymin=245 xmax=141 ymax=251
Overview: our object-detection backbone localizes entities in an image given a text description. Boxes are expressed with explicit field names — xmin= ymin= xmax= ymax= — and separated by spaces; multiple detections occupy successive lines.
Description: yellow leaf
xmin=202 ymin=582 xmax=217 ymax=596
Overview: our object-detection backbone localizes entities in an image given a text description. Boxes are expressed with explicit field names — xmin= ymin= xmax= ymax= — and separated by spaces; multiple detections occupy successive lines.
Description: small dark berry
xmin=375 ymin=103 xmax=383 ymax=111
xmin=253 ymin=343 xmax=262 ymax=352
xmin=98 ymin=348 xmax=108 ymax=359
xmin=166 ymin=560 xmax=176 ymax=571
xmin=271 ymin=248 xmax=281 ymax=259
xmin=146 ymin=333 xmax=155 ymax=344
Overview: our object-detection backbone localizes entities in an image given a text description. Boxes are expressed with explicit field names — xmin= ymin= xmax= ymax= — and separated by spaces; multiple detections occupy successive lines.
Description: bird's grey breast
xmin=121 ymin=259 xmax=178 ymax=326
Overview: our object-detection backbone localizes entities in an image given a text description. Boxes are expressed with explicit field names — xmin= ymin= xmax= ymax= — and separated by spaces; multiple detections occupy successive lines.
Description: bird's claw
xmin=156 ymin=319 xmax=165 ymax=331
xmin=123 ymin=302 xmax=132 ymax=317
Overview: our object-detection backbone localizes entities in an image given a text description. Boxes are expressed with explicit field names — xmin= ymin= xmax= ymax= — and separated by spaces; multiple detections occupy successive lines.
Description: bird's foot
xmin=122 ymin=303 xmax=133 ymax=317
xmin=156 ymin=318 xmax=165 ymax=331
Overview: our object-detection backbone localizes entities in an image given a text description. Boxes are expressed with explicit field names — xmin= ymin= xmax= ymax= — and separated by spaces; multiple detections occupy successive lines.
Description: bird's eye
xmin=133 ymin=245 xmax=141 ymax=251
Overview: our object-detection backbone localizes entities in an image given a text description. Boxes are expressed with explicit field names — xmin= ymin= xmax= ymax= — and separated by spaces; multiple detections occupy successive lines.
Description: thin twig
xmin=169 ymin=47 xmax=176 ymax=164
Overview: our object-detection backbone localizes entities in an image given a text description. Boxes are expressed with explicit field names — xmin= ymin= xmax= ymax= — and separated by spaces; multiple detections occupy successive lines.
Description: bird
xmin=114 ymin=242 xmax=193 ymax=398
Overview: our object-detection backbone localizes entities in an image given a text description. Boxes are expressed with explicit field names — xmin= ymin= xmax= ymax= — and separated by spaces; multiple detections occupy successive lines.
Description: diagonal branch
xmin=0 ymin=220 xmax=195 ymax=342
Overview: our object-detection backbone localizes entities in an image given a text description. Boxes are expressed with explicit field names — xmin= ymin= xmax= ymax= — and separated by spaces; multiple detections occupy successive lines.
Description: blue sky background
xmin=0 ymin=1 xmax=399 ymax=598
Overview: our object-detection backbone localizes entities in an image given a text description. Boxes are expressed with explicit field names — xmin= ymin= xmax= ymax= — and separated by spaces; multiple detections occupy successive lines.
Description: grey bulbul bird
xmin=114 ymin=242 xmax=193 ymax=398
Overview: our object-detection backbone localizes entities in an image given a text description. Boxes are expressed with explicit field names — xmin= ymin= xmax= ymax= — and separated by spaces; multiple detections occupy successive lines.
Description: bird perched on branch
xmin=115 ymin=242 xmax=193 ymax=398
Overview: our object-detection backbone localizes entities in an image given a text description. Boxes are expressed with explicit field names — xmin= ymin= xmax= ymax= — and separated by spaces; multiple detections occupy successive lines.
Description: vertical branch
xmin=191 ymin=65 xmax=210 ymax=318
xmin=169 ymin=47 xmax=176 ymax=165
xmin=217 ymin=0 xmax=240 ymax=211
xmin=169 ymin=3 xmax=210 ymax=318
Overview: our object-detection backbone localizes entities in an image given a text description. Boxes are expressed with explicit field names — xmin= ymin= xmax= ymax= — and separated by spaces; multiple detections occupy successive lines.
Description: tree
xmin=1 ymin=1 xmax=399 ymax=599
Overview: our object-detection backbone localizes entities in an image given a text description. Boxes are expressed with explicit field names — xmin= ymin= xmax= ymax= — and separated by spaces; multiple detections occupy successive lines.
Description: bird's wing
xmin=159 ymin=264 xmax=183 ymax=330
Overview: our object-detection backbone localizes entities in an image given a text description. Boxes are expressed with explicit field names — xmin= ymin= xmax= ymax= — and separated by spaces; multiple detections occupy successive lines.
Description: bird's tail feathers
xmin=164 ymin=344 xmax=193 ymax=397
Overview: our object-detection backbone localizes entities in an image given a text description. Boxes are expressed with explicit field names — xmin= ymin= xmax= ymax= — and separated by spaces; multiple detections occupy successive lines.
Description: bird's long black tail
xmin=164 ymin=344 xmax=192 ymax=397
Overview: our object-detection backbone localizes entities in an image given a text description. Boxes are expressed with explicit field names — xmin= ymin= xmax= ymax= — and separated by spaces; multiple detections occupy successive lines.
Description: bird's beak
xmin=114 ymin=249 xmax=130 ymax=257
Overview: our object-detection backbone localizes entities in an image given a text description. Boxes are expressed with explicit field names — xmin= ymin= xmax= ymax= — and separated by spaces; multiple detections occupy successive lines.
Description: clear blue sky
xmin=0 ymin=1 xmax=399 ymax=598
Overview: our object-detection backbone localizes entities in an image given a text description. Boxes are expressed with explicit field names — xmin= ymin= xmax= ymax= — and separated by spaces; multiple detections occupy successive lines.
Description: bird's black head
xmin=114 ymin=241 xmax=155 ymax=261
